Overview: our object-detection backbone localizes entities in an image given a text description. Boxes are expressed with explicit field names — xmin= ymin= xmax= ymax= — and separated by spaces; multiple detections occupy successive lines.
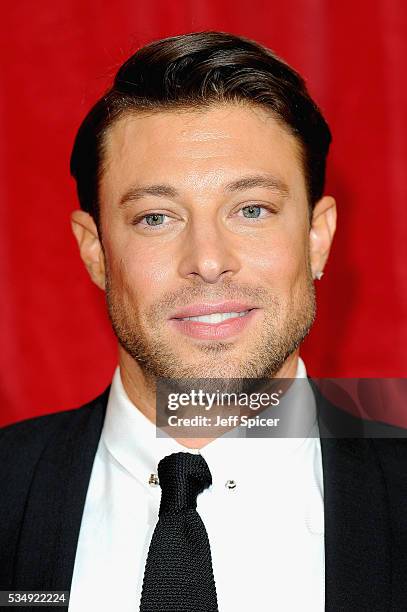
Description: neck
xmin=118 ymin=346 xmax=300 ymax=449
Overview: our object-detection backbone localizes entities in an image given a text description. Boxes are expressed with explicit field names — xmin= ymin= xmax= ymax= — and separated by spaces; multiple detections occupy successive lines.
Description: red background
xmin=1 ymin=0 xmax=406 ymax=427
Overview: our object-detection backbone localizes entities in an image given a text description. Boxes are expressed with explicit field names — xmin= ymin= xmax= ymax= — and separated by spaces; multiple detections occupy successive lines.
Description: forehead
xmin=100 ymin=103 xmax=307 ymax=202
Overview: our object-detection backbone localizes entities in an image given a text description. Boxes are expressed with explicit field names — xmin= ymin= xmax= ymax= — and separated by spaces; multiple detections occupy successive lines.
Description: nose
xmin=177 ymin=218 xmax=241 ymax=284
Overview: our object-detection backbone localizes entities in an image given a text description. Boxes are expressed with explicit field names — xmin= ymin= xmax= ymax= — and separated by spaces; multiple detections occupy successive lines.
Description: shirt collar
xmin=101 ymin=357 xmax=316 ymax=488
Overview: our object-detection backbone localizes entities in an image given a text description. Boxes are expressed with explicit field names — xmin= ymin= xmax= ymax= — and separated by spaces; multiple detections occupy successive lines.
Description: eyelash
xmin=131 ymin=203 xmax=276 ymax=229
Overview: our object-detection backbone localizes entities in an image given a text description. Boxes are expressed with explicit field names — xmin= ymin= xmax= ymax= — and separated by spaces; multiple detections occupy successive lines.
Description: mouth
xmin=176 ymin=309 xmax=252 ymax=324
xmin=168 ymin=302 xmax=261 ymax=340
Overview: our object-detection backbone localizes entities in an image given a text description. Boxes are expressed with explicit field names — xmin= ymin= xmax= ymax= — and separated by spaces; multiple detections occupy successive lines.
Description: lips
xmin=178 ymin=310 xmax=251 ymax=324
xmin=168 ymin=302 xmax=261 ymax=340
xmin=169 ymin=301 xmax=257 ymax=320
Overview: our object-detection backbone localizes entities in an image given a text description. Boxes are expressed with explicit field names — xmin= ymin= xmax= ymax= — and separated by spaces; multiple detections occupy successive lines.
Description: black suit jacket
xmin=1 ymin=383 xmax=407 ymax=611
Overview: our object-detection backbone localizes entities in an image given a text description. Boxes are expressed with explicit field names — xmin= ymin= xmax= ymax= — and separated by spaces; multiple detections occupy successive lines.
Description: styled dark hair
xmin=70 ymin=31 xmax=331 ymax=228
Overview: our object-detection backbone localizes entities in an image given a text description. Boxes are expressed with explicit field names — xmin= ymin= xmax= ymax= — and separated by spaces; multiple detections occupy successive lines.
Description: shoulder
xmin=0 ymin=386 xmax=110 ymax=463
xmin=309 ymin=377 xmax=407 ymax=440
xmin=0 ymin=387 xmax=111 ymax=588
xmin=369 ymin=438 xmax=407 ymax=465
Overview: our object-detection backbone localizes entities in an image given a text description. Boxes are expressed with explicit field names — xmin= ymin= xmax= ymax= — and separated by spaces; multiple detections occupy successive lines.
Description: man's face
xmin=97 ymin=104 xmax=318 ymax=379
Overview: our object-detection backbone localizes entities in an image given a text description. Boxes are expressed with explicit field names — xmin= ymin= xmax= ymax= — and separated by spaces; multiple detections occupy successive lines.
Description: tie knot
xmin=158 ymin=452 xmax=212 ymax=515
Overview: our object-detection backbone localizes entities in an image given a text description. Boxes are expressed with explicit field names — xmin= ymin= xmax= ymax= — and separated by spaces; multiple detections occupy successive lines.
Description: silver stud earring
xmin=314 ymin=271 xmax=324 ymax=280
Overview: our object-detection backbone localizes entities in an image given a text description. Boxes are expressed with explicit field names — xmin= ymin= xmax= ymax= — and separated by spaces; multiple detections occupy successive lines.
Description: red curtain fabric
xmin=1 ymin=0 xmax=406 ymax=427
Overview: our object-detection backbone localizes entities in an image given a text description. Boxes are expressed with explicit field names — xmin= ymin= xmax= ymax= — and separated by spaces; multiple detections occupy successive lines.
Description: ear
xmin=309 ymin=195 xmax=337 ymax=279
xmin=71 ymin=210 xmax=106 ymax=290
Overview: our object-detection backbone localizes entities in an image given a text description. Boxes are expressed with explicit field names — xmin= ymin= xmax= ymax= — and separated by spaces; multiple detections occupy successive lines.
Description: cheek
xmin=105 ymin=239 xmax=174 ymax=301
xmin=242 ymin=229 xmax=309 ymax=285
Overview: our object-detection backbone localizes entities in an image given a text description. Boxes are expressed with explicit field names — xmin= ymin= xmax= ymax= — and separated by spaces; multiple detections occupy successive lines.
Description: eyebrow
xmin=118 ymin=173 xmax=290 ymax=208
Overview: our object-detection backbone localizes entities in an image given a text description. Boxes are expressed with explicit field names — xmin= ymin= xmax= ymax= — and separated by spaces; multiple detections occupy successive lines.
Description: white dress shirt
xmin=69 ymin=357 xmax=324 ymax=611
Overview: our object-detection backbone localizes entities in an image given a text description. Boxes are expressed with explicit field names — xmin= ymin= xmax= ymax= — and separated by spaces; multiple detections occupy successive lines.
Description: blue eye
xmin=145 ymin=213 xmax=165 ymax=226
xmin=241 ymin=205 xmax=262 ymax=218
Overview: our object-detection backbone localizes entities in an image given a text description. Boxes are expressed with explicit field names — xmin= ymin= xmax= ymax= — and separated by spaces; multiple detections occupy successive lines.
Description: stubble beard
xmin=105 ymin=265 xmax=316 ymax=383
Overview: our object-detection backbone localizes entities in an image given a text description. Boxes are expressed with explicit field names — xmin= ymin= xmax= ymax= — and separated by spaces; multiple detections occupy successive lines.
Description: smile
xmin=177 ymin=310 xmax=251 ymax=324
xmin=169 ymin=307 xmax=260 ymax=341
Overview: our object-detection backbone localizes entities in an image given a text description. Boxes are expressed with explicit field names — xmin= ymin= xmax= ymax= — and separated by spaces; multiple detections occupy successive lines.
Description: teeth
xmin=181 ymin=311 xmax=250 ymax=323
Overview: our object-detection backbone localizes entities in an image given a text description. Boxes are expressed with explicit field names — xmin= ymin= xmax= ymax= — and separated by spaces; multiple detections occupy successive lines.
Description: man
xmin=1 ymin=31 xmax=406 ymax=612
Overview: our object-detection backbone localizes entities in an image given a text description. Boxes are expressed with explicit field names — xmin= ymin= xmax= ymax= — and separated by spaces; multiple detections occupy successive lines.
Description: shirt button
xmin=225 ymin=479 xmax=237 ymax=491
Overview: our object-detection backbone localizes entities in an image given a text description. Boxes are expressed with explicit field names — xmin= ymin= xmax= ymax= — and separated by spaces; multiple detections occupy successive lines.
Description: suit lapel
xmin=315 ymin=387 xmax=392 ymax=611
xmin=13 ymin=388 xmax=109 ymax=591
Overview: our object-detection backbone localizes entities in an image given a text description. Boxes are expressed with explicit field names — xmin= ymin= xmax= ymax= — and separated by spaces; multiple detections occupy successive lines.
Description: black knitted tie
xmin=139 ymin=452 xmax=219 ymax=612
